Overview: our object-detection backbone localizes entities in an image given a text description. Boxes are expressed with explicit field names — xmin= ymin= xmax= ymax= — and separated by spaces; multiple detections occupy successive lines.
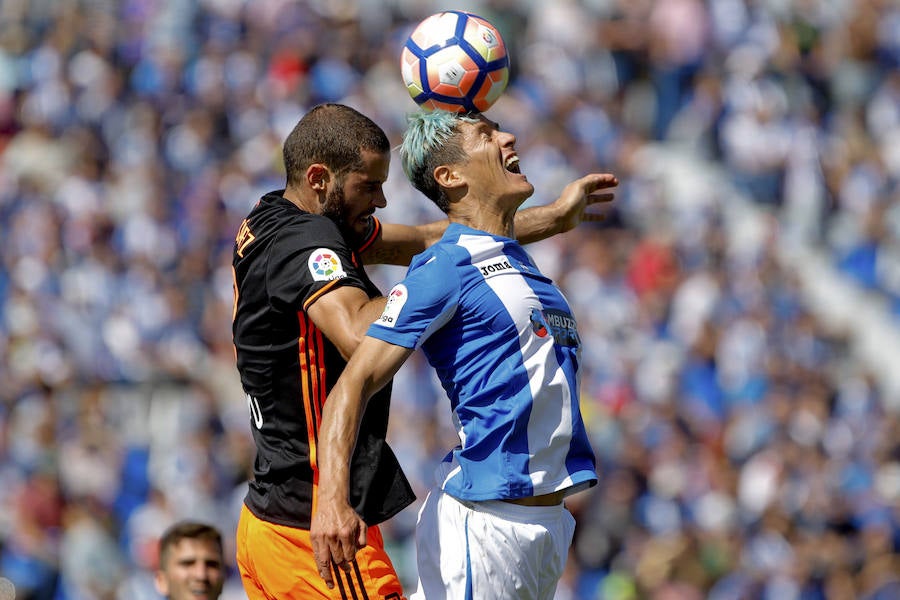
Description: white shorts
xmin=409 ymin=488 xmax=576 ymax=600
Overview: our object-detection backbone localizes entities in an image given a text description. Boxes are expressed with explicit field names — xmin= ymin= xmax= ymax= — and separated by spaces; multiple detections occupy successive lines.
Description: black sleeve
xmin=266 ymin=216 xmax=369 ymax=311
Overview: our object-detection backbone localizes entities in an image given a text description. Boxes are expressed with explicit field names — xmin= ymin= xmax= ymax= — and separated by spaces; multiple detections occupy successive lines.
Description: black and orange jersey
xmin=232 ymin=190 xmax=414 ymax=530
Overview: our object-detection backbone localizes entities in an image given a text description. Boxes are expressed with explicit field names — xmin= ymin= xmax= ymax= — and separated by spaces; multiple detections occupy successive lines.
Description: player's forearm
xmin=514 ymin=173 xmax=619 ymax=244
xmin=316 ymin=339 xmax=411 ymax=502
xmin=513 ymin=204 xmax=566 ymax=245
xmin=363 ymin=220 xmax=449 ymax=265
xmin=316 ymin=380 xmax=368 ymax=503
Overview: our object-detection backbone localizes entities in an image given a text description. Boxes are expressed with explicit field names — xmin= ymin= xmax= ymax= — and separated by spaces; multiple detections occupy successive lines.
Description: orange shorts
xmin=236 ymin=504 xmax=405 ymax=600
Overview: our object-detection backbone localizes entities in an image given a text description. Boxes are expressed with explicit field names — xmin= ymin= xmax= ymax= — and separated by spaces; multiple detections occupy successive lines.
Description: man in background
xmin=155 ymin=521 xmax=224 ymax=600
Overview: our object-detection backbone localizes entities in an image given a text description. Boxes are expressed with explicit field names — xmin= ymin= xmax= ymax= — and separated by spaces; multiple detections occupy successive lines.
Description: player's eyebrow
xmin=475 ymin=117 xmax=500 ymax=133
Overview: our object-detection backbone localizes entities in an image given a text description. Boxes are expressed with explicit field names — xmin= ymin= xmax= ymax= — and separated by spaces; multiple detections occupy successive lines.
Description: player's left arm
xmin=362 ymin=173 xmax=618 ymax=265
xmin=310 ymin=336 xmax=414 ymax=588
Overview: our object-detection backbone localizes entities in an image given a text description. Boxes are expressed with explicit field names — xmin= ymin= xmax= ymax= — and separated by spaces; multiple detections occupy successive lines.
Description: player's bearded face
xmin=322 ymin=182 xmax=367 ymax=245
xmin=320 ymin=151 xmax=386 ymax=245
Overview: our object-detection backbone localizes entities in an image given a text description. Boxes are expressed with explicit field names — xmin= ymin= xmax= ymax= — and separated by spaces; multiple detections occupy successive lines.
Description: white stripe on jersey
xmin=457 ymin=234 xmax=578 ymax=492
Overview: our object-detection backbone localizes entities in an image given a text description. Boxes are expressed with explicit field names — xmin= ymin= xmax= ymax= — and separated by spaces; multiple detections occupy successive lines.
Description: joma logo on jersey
xmin=475 ymin=257 xmax=517 ymax=278
xmin=530 ymin=308 xmax=580 ymax=347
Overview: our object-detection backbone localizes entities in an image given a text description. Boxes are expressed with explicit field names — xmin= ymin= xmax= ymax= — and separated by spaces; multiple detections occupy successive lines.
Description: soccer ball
xmin=400 ymin=11 xmax=510 ymax=114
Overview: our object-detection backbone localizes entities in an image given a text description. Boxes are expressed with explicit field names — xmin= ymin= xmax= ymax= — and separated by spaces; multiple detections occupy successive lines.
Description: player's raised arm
xmin=362 ymin=219 xmax=448 ymax=265
xmin=515 ymin=173 xmax=618 ymax=244
xmin=362 ymin=172 xmax=617 ymax=265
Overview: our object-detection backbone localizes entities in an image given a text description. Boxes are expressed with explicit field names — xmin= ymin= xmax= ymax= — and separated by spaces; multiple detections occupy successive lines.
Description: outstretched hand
xmin=310 ymin=499 xmax=368 ymax=589
xmin=554 ymin=173 xmax=618 ymax=233
xmin=513 ymin=172 xmax=618 ymax=245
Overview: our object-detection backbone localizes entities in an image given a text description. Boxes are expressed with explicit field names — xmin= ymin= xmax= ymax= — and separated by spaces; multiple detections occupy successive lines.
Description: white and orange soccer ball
xmin=400 ymin=10 xmax=510 ymax=114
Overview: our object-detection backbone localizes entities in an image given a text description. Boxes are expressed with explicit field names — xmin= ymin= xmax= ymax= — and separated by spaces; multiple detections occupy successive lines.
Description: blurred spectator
xmin=153 ymin=521 xmax=224 ymax=600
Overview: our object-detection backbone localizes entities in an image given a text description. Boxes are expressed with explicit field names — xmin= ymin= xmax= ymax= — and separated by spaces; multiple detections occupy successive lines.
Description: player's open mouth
xmin=504 ymin=155 xmax=520 ymax=174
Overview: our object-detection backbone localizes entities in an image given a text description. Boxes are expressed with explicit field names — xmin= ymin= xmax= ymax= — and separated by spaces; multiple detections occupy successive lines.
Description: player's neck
xmin=283 ymin=186 xmax=321 ymax=214
xmin=450 ymin=203 xmax=515 ymax=239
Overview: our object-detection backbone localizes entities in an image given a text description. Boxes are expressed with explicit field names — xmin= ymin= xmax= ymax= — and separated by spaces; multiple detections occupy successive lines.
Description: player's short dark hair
xmin=158 ymin=521 xmax=223 ymax=567
xmin=283 ymin=103 xmax=391 ymax=187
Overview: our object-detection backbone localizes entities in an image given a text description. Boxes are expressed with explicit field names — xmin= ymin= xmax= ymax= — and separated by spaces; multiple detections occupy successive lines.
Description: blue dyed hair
xmin=400 ymin=110 xmax=479 ymax=213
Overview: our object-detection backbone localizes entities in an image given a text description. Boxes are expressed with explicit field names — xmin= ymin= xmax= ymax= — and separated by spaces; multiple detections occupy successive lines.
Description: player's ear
xmin=154 ymin=570 xmax=170 ymax=596
xmin=306 ymin=164 xmax=331 ymax=192
xmin=433 ymin=165 xmax=464 ymax=190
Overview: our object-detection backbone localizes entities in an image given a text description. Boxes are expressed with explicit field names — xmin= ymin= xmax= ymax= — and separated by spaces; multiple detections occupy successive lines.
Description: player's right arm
xmin=311 ymin=254 xmax=457 ymax=587
xmin=310 ymin=336 xmax=414 ymax=589
xmin=305 ymin=286 xmax=387 ymax=360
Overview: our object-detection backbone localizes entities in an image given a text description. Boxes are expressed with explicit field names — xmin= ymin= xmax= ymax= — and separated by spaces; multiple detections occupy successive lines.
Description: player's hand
xmin=310 ymin=501 xmax=368 ymax=589
xmin=553 ymin=173 xmax=618 ymax=232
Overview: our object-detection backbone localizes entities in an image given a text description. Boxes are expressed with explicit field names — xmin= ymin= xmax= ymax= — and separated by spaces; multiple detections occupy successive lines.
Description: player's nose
xmin=497 ymin=129 xmax=516 ymax=147
xmin=373 ymin=188 xmax=387 ymax=208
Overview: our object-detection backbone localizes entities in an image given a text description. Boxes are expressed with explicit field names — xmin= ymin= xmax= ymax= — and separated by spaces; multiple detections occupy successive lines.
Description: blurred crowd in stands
xmin=1 ymin=0 xmax=898 ymax=598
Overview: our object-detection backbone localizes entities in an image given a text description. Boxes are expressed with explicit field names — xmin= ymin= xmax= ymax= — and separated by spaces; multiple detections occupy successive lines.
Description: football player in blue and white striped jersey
xmin=312 ymin=109 xmax=617 ymax=600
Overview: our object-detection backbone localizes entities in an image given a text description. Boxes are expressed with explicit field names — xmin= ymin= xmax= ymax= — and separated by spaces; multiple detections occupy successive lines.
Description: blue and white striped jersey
xmin=367 ymin=223 xmax=597 ymax=502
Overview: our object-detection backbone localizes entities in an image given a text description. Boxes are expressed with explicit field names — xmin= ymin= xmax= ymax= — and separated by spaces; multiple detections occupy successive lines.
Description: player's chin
xmin=353 ymin=216 xmax=372 ymax=235
xmin=506 ymin=185 xmax=534 ymax=208
xmin=513 ymin=177 xmax=534 ymax=195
